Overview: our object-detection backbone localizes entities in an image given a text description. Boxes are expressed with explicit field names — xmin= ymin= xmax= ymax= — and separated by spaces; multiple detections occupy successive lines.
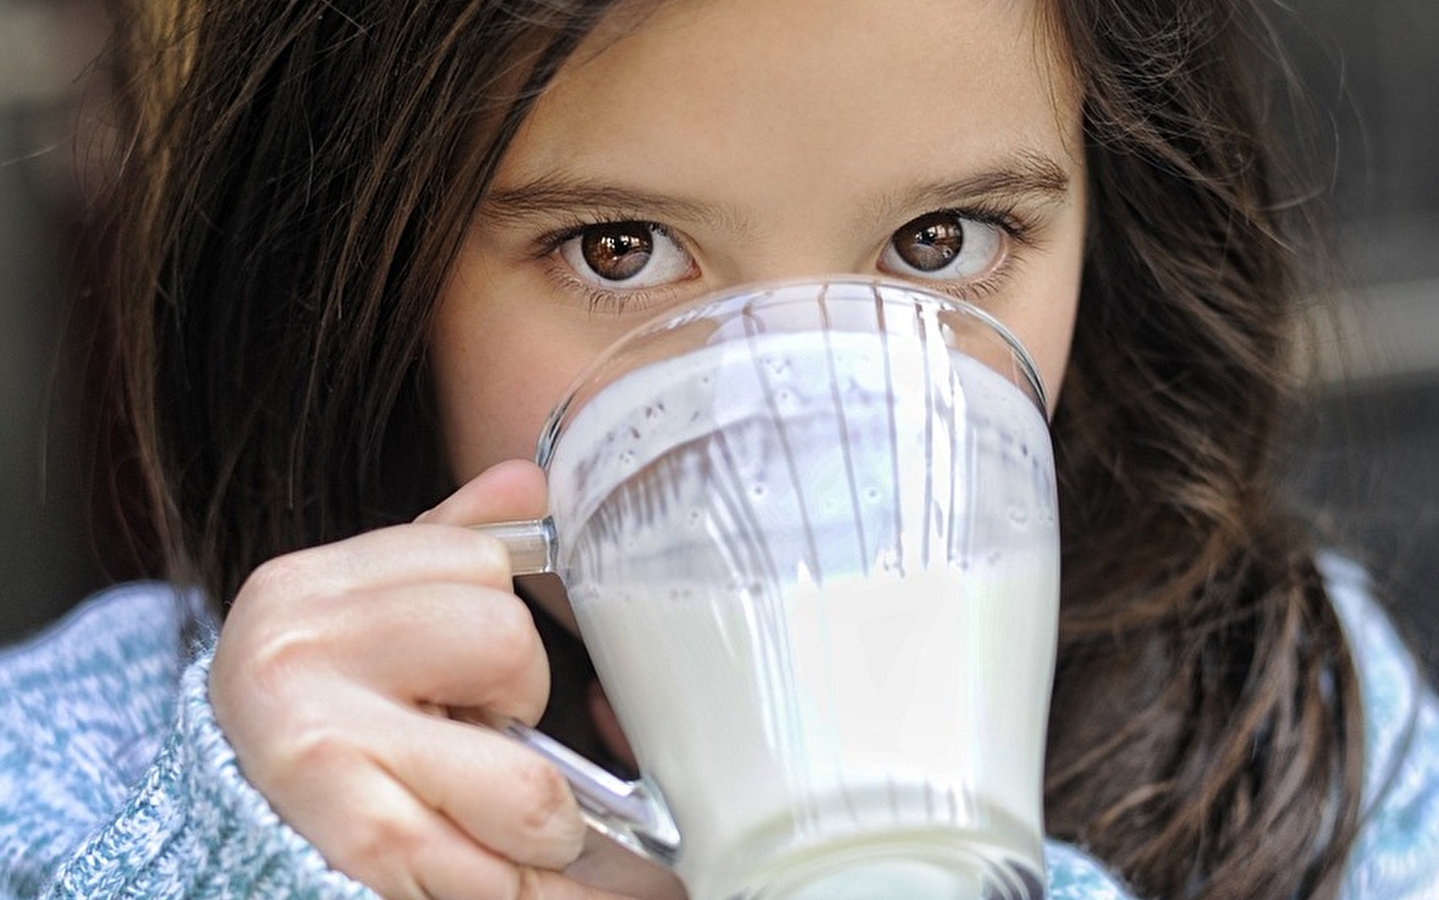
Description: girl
xmin=2 ymin=0 xmax=1435 ymax=898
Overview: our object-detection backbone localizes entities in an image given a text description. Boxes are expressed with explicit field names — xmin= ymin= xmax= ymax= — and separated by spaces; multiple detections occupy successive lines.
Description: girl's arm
xmin=0 ymin=584 xmax=369 ymax=900
xmin=0 ymin=585 xmax=1141 ymax=900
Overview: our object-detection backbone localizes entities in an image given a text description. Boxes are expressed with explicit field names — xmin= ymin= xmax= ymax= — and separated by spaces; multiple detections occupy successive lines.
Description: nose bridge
xmin=710 ymin=219 xmax=879 ymax=289
xmin=696 ymin=131 xmax=890 ymax=287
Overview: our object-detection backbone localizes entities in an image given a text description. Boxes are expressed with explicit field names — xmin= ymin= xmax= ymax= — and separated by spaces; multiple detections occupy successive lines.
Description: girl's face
xmin=433 ymin=0 xmax=1086 ymax=484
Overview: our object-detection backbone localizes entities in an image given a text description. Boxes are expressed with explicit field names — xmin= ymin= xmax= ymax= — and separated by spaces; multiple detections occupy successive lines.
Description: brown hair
xmin=102 ymin=0 xmax=626 ymax=598
xmin=1041 ymin=0 xmax=1363 ymax=896
xmin=99 ymin=0 xmax=1362 ymax=897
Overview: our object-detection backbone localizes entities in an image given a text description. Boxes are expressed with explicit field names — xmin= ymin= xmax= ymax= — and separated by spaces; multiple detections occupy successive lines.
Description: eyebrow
xmin=480 ymin=150 xmax=1074 ymax=233
xmin=481 ymin=178 xmax=743 ymax=230
xmin=867 ymin=152 xmax=1073 ymax=223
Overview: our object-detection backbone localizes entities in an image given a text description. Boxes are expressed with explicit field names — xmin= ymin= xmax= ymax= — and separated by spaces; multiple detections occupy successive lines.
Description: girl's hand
xmin=211 ymin=460 xmax=631 ymax=900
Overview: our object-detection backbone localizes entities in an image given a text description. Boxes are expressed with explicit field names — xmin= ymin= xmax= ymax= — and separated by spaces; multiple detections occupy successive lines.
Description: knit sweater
xmin=1 ymin=555 xmax=1434 ymax=899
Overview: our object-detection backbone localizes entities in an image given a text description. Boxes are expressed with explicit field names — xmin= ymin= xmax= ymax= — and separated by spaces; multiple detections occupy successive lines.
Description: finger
xmin=416 ymin=833 xmax=640 ymax=900
xmin=487 ymin=868 xmax=642 ymax=900
xmin=285 ymin=695 xmax=634 ymax=900
xmin=383 ymin=711 xmax=589 ymax=871
xmin=411 ymin=817 xmax=533 ymax=900
xmin=283 ymin=748 xmax=562 ymax=900
xmin=309 ymin=765 xmax=501 ymax=900
xmin=346 ymin=582 xmax=551 ymax=720
xmin=233 ymin=579 xmax=552 ymax=722
xmin=240 ymin=685 xmax=587 ymax=898
xmin=418 ymin=459 xmax=549 ymax=527
xmin=240 ymin=523 xmax=515 ymax=604
xmin=565 ymin=830 xmax=686 ymax=900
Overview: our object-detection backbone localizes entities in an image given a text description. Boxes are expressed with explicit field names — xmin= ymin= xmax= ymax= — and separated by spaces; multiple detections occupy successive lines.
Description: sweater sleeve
xmin=0 ymin=584 xmax=376 ymax=900
xmin=1 ymin=586 xmax=1142 ymax=900
xmin=1323 ymin=555 xmax=1439 ymax=900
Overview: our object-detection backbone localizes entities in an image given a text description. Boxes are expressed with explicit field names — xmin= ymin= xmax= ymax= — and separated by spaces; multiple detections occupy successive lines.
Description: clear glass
xmin=487 ymin=278 xmax=1058 ymax=900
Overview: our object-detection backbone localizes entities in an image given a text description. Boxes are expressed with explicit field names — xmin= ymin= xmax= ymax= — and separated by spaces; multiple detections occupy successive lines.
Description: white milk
xmin=548 ymin=330 xmax=1059 ymax=900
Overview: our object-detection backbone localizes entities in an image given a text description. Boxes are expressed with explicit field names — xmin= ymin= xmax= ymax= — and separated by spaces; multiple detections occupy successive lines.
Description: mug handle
xmin=502 ymin=720 xmax=681 ymax=866
xmin=471 ymin=519 xmax=683 ymax=868
xmin=474 ymin=517 xmax=559 ymax=576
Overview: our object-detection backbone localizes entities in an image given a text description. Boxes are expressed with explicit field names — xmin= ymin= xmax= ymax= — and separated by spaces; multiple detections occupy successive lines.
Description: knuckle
xmin=511 ymin=755 xmax=584 ymax=854
xmin=237 ymin=543 xmax=349 ymax=617
xmin=481 ymin=599 xmax=544 ymax=680
xmin=263 ymin=720 xmax=354 ymax=790
xmin=239 ymin=616 xmax=331 ymax=693
xmin=282 ymin=719 xmax=350 ymax=769
xmin=225 ymin=557 xmax=348 ymax=686
xmin=333 ymin=815 xmax=429 ymax=895
xmin=240 ymin=551 xmax=313 ymax=601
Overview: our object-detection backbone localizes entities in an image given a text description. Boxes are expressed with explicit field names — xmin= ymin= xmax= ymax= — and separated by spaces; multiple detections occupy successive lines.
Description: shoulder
xmin=1044 ymin=841 xmax=1136 ymax=899
xmin=1319 ymin=552 xmax=1431 ymax=799
xmin=1318 ymin=553 xmax=1439 ymax=898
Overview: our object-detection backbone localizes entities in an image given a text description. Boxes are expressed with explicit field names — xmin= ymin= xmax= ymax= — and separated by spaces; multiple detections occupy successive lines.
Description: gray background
xmin=1 ymin=1 xmax=1436 ymax=677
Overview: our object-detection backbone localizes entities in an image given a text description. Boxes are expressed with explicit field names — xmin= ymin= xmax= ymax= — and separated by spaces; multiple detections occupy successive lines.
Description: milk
xmin=547 ymin=329 xmax=1058 ymax=900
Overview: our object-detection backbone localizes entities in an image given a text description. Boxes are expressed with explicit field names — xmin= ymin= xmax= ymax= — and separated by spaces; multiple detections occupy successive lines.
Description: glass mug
xmin=482 ymin=278 xmax=1059 ymax=900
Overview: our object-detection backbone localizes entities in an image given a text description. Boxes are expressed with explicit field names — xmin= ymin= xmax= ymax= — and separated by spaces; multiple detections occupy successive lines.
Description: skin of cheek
xmin=431 ymin=261 xmax=585 ymax=478
xmin=430 ymin=249 xmax=605 ymax=633
xmin=431 ymin=222 xmax=673 ymax=483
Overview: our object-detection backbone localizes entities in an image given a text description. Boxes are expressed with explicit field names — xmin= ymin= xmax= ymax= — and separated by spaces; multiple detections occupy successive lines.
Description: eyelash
xmin=532 ymin=216 xmax=694 ymax=313
xmin=532 ymin=203 xmax=1040 ymax=312
xmin=919 ymin=204 xmax=1037 ymax=304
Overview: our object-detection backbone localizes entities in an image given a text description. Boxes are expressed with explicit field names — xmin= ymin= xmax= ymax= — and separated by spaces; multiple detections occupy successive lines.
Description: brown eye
xmin=892 ymin=211 xmax=966 ymax=272
xmin=559 ymin=220 xmax=695 ymax=289
xmin=880 ymin=210 xmax=1004 ymax=281
xmin=580 ymin=222 xmax=654 ymax=281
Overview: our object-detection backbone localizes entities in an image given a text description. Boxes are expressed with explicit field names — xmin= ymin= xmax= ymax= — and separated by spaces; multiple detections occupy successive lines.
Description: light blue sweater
xmin=1 ymin=556 xmax=1434 ymax=899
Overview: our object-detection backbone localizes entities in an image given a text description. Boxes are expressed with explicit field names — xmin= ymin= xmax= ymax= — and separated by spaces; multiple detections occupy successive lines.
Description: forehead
xmin=490 ymin=0 xmax=1083 ymax=234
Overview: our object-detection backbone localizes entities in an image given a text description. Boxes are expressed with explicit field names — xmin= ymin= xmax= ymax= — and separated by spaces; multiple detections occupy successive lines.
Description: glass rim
xmin=532 ymin=276 xmax=1049 ymax=470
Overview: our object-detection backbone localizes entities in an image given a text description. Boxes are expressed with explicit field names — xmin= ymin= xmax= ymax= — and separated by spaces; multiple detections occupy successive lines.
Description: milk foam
xmin=548 ymin=330 xmax=1058 ymax=899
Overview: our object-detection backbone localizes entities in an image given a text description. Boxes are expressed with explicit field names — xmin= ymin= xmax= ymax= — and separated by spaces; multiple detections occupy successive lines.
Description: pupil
xmin=582 ymin=223 xmax=653 ymax=281
xmin=896 ymin=213 xmax=963 ymax=272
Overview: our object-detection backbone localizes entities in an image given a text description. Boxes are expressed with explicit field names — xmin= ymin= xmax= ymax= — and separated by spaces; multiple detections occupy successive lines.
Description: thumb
xmin=415 ymin=459 xmax=548 ymax=527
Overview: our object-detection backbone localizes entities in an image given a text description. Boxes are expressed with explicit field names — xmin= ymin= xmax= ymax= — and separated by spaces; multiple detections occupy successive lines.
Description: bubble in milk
xmin=759 ymin=352 xmax=794 ymax=377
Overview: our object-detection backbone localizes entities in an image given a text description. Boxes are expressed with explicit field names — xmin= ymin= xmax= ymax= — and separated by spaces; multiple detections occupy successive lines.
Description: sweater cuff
xmin=47 ymin=650 xmax=375 ymax=899
xmin=44 ymin=642 xmax=1134 ymax=899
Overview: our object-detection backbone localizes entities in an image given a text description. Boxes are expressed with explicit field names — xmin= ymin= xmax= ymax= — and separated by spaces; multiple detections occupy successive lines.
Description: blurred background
xmin=1 ymin=0 xmax=112 ymax=638
xmin=1 ymin=0 xmax=1436 ymax=675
